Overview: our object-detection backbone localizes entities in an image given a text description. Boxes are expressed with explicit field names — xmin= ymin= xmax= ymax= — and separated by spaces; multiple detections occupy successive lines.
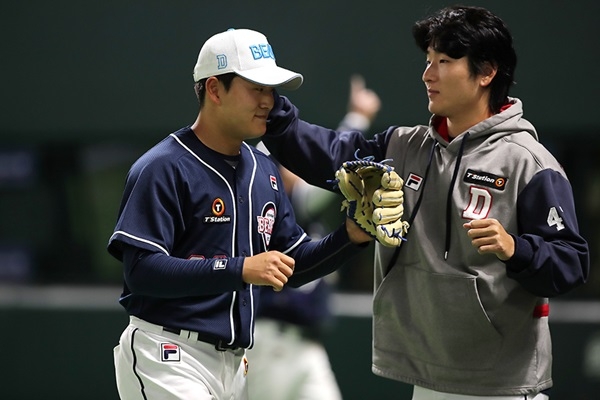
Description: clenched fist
xmin=242 ymin=251 xmax=295 ymax=291
xmin=463 ymin=218 xmax=515 ymax=261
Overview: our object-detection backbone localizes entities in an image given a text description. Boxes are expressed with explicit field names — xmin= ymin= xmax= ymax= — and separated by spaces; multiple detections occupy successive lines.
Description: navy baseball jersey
xmin=108 ymin=127 xmax=359 ymax=348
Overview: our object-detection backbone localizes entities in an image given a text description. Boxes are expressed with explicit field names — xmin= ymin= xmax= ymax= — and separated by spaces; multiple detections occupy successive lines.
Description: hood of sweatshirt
xmin=429 ymin=98 xmax=538 ymax=151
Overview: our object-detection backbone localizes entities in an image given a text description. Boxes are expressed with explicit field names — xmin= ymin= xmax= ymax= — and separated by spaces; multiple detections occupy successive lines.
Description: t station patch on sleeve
xmin=463 ymin=169 xmax=507 ymax=191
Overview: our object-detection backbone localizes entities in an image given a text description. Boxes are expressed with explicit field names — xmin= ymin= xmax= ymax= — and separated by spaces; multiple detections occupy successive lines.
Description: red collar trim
xmin=434 ymin=118 xmax=450 ymax=141
xmin=433 ymin=103 xmax=513 ymax=141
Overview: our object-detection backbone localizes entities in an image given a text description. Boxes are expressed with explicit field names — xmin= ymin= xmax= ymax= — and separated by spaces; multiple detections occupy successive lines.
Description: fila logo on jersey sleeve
xmin=270 ymin=175 xmax=279 ymax=191
xmin=160 ymin=343 xmax=180 ymax=362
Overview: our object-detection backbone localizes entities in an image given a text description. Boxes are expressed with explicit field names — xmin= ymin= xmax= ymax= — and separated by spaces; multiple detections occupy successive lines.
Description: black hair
xmin=412 ymin=5 xmax=517 ymax=113
xmin=194 ymin=73 xmax=237 ymax=109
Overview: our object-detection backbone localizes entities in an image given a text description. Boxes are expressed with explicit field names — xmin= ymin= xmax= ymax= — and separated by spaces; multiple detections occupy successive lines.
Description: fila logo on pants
xmin=161 ymin=343 xmax=181 ymax=362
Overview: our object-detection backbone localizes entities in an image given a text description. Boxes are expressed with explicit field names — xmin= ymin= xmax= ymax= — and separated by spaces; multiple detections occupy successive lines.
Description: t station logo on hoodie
xmin=463 ymin=169 xmax=507 ymax=191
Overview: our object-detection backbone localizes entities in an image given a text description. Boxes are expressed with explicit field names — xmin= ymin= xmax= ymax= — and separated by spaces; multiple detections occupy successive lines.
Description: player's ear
xmin=479 ymin=62 xmax=497 ymax=88
xmin=205 ymin=76 xmax=222 ymax=105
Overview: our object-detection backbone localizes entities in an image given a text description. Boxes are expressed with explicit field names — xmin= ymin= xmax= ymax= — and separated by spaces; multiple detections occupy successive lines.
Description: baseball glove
xmin=334 ymin=155 xmax=409 ymax=247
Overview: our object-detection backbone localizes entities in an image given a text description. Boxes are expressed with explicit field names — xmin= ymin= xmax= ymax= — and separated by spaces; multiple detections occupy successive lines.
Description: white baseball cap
xmin=193 ymin=28 xmax=303 ymax=90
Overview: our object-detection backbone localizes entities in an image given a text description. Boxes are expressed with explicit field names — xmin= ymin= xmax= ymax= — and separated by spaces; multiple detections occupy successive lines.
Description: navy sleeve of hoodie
xmin=264 ymin=93 xmax=392 ymax=190
xmin=506 ymin=169 xmax=589 ymax=297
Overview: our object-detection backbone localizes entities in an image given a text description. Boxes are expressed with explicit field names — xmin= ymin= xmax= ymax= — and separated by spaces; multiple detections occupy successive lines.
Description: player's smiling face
xmin=221 ymin=76 xmax=274 ymax=141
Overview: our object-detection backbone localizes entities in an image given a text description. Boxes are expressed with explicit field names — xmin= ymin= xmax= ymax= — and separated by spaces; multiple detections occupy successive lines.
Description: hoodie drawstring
xmin=444 ymin=132 xmax=470 ymax=260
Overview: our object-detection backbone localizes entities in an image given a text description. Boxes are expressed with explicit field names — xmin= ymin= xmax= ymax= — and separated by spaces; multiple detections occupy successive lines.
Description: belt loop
xmin=189 ymin=331 xmax=199 ymax=341
xmin=215 ymin=340 xmax=228 ymax=352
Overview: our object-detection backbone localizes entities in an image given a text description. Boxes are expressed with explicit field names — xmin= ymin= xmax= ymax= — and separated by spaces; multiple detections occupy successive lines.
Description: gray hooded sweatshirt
xmin=264 ymin=95 xmax=589 ymax=396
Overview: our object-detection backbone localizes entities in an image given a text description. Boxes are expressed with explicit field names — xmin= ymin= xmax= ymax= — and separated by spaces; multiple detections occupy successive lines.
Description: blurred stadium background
xmin=1 ymin=1 xmax=599 ymax=398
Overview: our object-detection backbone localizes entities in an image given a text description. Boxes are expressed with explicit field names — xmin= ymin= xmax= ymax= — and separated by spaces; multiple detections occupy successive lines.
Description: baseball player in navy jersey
xmin=262 ymin=5 xmax=590 ymax=400
xmin=107 ymin=28 xmax=370 ymax=400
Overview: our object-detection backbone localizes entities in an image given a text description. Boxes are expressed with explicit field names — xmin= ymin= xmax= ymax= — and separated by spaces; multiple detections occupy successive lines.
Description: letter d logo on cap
xmin=216 ymin=54 xmax=227 ymax=70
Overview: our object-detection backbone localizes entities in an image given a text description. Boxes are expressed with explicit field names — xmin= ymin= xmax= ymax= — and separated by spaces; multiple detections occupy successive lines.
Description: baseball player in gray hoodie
xmin=262 ymin=5 xmax=590 ymax=400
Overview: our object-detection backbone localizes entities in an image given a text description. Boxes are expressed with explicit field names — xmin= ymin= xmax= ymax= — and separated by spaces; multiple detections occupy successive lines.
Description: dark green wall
xmin=1 ymin=3 xmax=599 ymax=397
xmin=3 ymin=0 xmax=600 ymax=143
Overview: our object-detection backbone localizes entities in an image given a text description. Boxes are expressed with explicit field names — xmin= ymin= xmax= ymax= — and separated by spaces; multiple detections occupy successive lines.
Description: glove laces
xmin=327 ymin=150 xmax=394 ymax=189
xmin=348 ymin=149 xmax=394 ymax=171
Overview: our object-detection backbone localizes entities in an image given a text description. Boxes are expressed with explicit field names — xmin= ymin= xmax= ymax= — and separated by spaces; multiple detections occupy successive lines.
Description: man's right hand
xmin=242 ymin=251 xmax=295 ymax=291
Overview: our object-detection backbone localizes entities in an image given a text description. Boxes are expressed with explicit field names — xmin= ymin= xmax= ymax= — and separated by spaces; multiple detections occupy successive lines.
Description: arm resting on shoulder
xmin=264 ymin=93 xmax=391 ymax=190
